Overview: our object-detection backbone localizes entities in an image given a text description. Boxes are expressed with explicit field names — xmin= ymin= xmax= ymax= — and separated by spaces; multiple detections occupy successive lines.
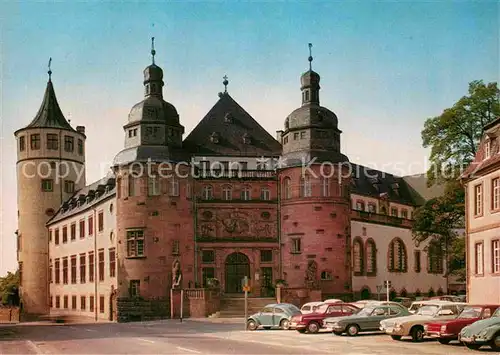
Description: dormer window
xmin=210 ymin=132 xmax=219 ymax=144
xmin=224 ymin=113 xmax=233 ymax=123
xmin=285 ymin=118 xmax=289 ymax=130
xmin=242 ymin=133 xmax=251 ymax=144
xmin=485 ymin=139 xmax=491 ymax=159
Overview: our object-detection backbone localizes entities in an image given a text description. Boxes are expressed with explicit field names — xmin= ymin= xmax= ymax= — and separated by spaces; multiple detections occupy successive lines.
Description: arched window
xmin=240 ymin=185 xmax=251 ymax=200
xmin=352 ymin=238 xmax=364 ymax=275
xmin=321 ymin=177 xmax=330 ymax=197
xmin=320 ymin=271 xmax=332 ymax=280
xmin=202 ymin=185 xmax=213 ymax=200
xmin=365 ymin=239 xmax=377 ymax=275
xmin=282 ymin=177 xmax=292 ymax=199
xmin=427 ymin=240 xmax=444 ymax=274
xmin=299 ymin=175 xmax=312 ymax=197
xmin=260 ymin=187 xmax=270 ymax=200
xmin=388 ymin=238 xmax=407 ymax=272
xmin=380 ymin=206 xmax=387 ymax=215
xmin=222 ymin=185 xmax=232 ymax=200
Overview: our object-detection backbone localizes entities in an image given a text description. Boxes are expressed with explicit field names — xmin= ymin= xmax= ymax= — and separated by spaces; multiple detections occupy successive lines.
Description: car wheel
xmin=246 ymin=320 xmax=258 ymax=331
xmin=411 ymin=326 xmax=424 ymax=342
xmin=490 ymin=331 xmax=500 ymax=351
xmin=306 ymin=322 xmax=320 ymax=334
xmin=438 ymin=339 xmax=450 ymax=345
xmin=280 ymin=319 xmax=290 ymax=330
xmin=465 ymin=343 xmax=481 ymax=350
xmin=346 ymin=324 xmax=359 ymax=337
xmin=333 ymin=331 xmax=343 ymax=336
xmin=391 ymin=335 xmax=402 ymax=341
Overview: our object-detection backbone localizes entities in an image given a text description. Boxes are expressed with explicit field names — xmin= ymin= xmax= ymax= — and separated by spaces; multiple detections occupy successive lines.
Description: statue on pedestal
xmin=172 ymin=259 xmax=182 ymax=289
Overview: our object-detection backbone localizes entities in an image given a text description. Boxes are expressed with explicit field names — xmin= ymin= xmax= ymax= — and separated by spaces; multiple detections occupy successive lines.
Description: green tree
xmin=413 ymin=80 xmax=499 ymax=278
xmin=0 ymin=270 xmax=20 ymax=306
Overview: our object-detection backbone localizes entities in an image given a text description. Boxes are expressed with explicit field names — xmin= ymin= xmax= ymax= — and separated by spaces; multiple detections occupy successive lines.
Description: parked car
xmin=300 ymin=301 xmax=324 ymax=314
xmin=363 ymin=301 xmax=408 ymax=311
xmin=459 ymin=306 xmax=500 ymax=351
xmin=380 ymin=301 xmax=465 ymax=342
xmin=290 ymin=303 xmax=359 ymax=333
xmin=408 ymin=299 xmax=450 ymax=314
xmin=324 ymin=304 xmax=411 ymax=336
xmin=393 ymin=297 xmax=413 ymax=308
xmin=246 ymin=303 xmax=301 ymax=331
xmin=323 ymin=299 xmax=343 ymax=304
xmin=352 ymin=300 xmax=380 ymax=309
xmin=430 ymin=295 xmax=462 ymax=302
xmin=424 ymin=304 xmax=499 ymax=344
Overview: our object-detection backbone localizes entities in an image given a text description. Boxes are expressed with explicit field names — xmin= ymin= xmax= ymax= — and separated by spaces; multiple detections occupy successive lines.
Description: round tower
xmin=14 ymin=67 xmax=86 ymax=317
xmin=112 ymin=42 xmax=193 ymax=314
xmin=279 ymin=45 xmax=352 ymax=298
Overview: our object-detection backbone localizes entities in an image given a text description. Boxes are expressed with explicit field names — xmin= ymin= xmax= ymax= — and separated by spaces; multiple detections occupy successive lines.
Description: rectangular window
xmin=475 ymin=242 xmax=484 ymax=275
xmin=80 ymin=296 xmax=86 ymax=311
xmin=260 ymin=250 xmax=273 ymax=263
xmin=127 ymin=230 xmax=145 ymax=257
xmin=55 ymin=295 xmax=60 ymax=308
xmin=300 ymin=131 xmax=306 ymax=139
xmin=99 ymin=296 xmax=105 ymax=313
xmin=241 ymin=188 xmax=251 ymax=200
xmin=98 ymin=249 xmax=105 ymax=282
xmin=30 ymin=134 xmax=40 ymax=150
xmin=414 ymin=250 xmax=421 ymax=273
xmin=88 ymin=216 xmax=94 ymax=236
xmin=202 ymin=267 xmax=215 ymax=287
xmin=109 ymin=248 xmax=116 ymax=277
xmin=172 ymin=240 xmax=180 ymax=255
xmin=55 ymin=259 xmax=60 ymax=284
xmin=72 ymin=295 xmax=77 ymax=310
xmin=48 ymin=229 xmax=52 ymax=243
xmin=201 ymin=250 xmax=215 ymax=263
xmin=88 ymin=252 xmax=94 ymax=282
xmin=19 ymin=136 xmax=25 ymax=151
xmin=368 ymin=204 xmax=376 ymax=213
xmin=291 ymin=238 xmax=301 ymax=253
xmin=55 ymin=228 xmax=59 ymax=245
xmin=148 ymin=176 xmax=160 ymax=196
xmin=89 ymin=296 xmax=94 ymax=312
xmin=485 ymin=140 xmax=491 ymax=159
xmin=62 ymin=225 xmax=68 ymax=243
xmin=50 ymin=296 xmax=53 ymax=308
xmin=64 ymin=180 xmax=75 ymax=194
xmin=79 ymin=220 xmax=85 ymax=239
xmin=63 ymin=295 xmax=68 ymax=309
xmin=70 ymin=255 xmax=77 ymax=284
xmin=493 ymin=178 xmax=500 ymax=211
xmin=130 ymin=280 xmax=140 ymax=297
xmin=41 ymin=179 xmax=53 ymax=192
xmin=391 ymin=208 xmax=398 ymax=217
xmin=474 ymin=184 xmax=483 ymax=216
xmin=47 ymin=133 xmax=58 ymax=150
xmin=77 ymin=139 xmax=84 ymax=155
xmin=62 ymin=257 xmax=68 ymax=284
xmin=401 ymin=209 xmax=408 ymax=219
xmin=49 ymin=259 xmax=53 ymax=283
xmin=322 ymin=178 xmax=330 ymax=197
xmin=128 ymin=176 xmax=135 ymax=197
xmin=492 ymin=240 xmax=500 ymax=274
xmin=64 ymin=136 xmax=74 ymax=152
xmin=98 ymin=211 xmax=104 ymax=232
xmin=260 ymin=188 xmax=270 ymax=200
xmin=70 ymin=223 xmax=76 ymax=241
xmin=80 ymin=253 xmax=86 ymax=283
xmin=293 ymin=132 xmax=299 ymax=140
xmin=169 ymin=178 xmax=179 ymax=196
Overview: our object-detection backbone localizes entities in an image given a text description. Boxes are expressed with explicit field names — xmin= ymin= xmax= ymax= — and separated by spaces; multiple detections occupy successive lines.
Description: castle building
xmin=461 ymin=117 xmax=500 ymax=304
xmin=15 ymin=46 xmax=450 ymax=321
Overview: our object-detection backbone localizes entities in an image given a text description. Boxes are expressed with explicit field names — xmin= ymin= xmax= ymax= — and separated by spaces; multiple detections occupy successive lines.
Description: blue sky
xmin=0 ymin=1 xmax=498 ymax=275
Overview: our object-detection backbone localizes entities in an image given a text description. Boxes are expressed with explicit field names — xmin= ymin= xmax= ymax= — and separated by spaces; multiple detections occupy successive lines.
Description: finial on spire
xmin=48 ymin=57 xmax=52 ymax=81
xmin=151 ymin=37 xmax=156 ymax=64
xmin=223 ymin=75 xmax=229 ymax=93
xmin=308 ymin=43 xmax=313 ymax=70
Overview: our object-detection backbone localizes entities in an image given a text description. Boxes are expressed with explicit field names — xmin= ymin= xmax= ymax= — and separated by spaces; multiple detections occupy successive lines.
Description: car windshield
xmin=356 ymin=307 xmax=375 ymax=317
xmin=315 ymin=304 xmax=329 ymax=313
xmin=409 ymin=303 xmax=422 ymax=312
xmin=416 ymin=305 xmax=439 ymax=316
xmin=493 ymin=308 xmax=500 ymax=317
xmin=458 ymin=307 xmax=482 ymax=319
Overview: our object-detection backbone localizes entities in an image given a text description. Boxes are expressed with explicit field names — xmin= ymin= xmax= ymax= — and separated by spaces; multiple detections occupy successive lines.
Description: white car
xmin=300 ymin=302 xmax=324 ymax=314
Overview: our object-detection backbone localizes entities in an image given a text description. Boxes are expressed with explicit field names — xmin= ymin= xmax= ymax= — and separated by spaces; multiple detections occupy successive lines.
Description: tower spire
xmin=308 ymin=43 xmax=313 ymax=71
xmin=151 ymin=37 xmax=156 ymax=64
xmin=48 ymin=57 xmax=52 ymax=81
xmin=223 ymin=75 xmax=229 ymax=93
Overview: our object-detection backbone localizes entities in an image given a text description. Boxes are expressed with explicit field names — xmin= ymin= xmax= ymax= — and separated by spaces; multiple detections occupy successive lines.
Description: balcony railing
xmin=351 ymin=210 xmax=413 ymax=228
xmin=194 ymin=169 xmax=277 ymax=180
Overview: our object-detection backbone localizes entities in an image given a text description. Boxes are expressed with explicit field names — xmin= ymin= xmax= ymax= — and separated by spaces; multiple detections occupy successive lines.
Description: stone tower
xmin=278 ymin=46 xmax=352 ymax=297
xmin=14 ymin=70 xmax=86 ymax=317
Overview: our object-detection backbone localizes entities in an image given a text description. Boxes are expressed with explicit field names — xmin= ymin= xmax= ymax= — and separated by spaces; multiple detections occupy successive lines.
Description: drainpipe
xmin=94 ymin=207 xmax=97 ymax=322
xmin=193 ymin=177 xmax=198 ymax=287
xmin=276 ymin=164 xmax=282 ymax=278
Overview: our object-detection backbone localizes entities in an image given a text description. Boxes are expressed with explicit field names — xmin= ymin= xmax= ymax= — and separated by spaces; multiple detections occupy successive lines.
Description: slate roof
xmin=183 ymin=92 xmax=282 ymax=157
xmin=46 ymin=172 xmax=116 ymax=225
xmin=18 ymin=80 xmax=75 ymax=132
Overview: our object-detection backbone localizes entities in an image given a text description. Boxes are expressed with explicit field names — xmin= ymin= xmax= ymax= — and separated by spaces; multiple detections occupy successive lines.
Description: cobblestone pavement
xmin=0 ymin=320 xmax=493 ymax=354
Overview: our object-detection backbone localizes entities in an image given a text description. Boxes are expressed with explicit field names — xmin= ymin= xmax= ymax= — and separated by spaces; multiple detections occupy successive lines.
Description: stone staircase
xmin=217 ymin=297 xmax=276 ymax=318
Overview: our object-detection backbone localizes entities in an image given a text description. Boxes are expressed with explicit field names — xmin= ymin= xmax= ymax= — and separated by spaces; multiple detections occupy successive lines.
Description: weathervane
xmin=48 ymin=57 xmax=52 ymax=80
xmin=308 ymin=43 xmax=313 ymax=70
xmin=151 ymin=37 xmax=156 ymax=64
xmin=223 ymin=75 xmax=229 ymax=93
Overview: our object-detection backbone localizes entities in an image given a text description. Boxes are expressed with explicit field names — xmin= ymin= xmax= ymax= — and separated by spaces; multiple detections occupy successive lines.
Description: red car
xmin=424 ymin=304 xmax=499 ymax=344
xmin=290 ymin=303 xmax=359 ymax=333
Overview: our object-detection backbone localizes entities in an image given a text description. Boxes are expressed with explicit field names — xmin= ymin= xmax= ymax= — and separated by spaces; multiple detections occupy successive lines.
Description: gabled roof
xmin=21 ymin=80 xmax=75 ymax=132
xmin=183 ymin=92 xmax=282 ymax=156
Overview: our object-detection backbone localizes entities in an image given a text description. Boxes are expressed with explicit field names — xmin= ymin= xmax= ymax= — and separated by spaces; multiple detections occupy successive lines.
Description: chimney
xmin=76 ymin=126 xmax=85 ymax=134
xmin=276 ymin=130 xmax=283 ymax=142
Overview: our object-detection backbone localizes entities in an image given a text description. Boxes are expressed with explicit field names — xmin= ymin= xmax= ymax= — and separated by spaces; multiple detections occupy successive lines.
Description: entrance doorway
xmin=225 ymin=252 xmax=250 ymax=293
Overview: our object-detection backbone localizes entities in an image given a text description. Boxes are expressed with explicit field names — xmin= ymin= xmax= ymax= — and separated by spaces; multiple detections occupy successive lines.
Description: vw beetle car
xmin=459 ymin=306 xmax=500 ymax=351
xmin=424 ymin=304 xmax=499 ymax=344
xmin=380 ymin=301 xmax=465 ymax=342
xmin=324 ymin=304 xmax=410 ymax=336
xmin=246 ymin=303 xmax=301 ymax=331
